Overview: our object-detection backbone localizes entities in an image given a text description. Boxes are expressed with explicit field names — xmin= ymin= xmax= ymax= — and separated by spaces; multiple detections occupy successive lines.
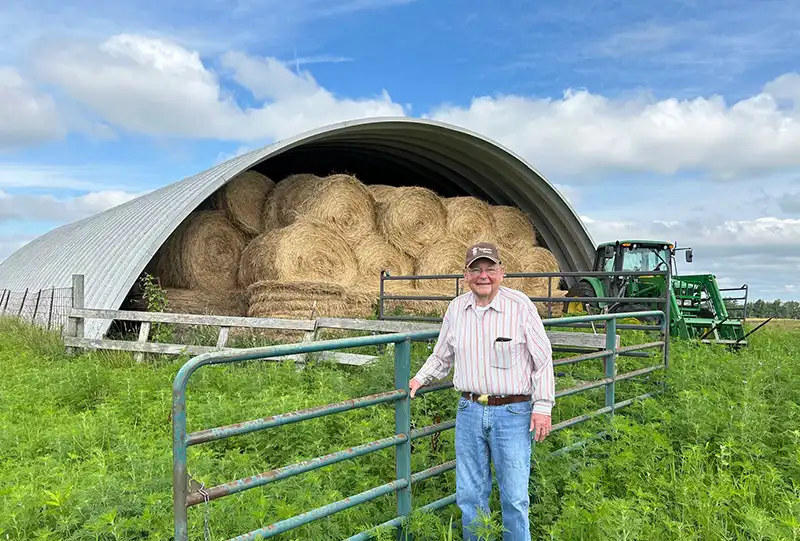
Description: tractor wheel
xmin=608 ymin=303 xmax=660 ymax=324
xmin=563 ymin=280 xmax=600 ymax=315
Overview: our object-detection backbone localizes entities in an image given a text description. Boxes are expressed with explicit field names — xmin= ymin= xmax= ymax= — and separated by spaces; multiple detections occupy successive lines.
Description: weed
xmin=0 ymin=319 xmax=797 ymax=540
xmin=139 ymin=272 xmax=172 ymax=343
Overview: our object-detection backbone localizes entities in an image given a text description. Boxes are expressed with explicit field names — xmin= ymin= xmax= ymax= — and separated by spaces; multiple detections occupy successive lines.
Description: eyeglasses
xmin=466 ymin=267 xmax=500 ymax=277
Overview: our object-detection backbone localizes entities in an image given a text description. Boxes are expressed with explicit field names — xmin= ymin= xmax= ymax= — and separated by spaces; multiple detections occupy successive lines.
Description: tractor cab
xmin=591 ymin=240 xmax=690 ymax=299
xmin=593 ymin=240 xmax=691 ymax=277
xmin=564 ymin=239 xmax=692 ymax=316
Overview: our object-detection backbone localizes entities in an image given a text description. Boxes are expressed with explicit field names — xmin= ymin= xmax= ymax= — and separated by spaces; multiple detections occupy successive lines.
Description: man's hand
xmin=409 ymin=378 xmax=422 ymax=398
xmin=530 ymin=413 xmax=551 ymax=442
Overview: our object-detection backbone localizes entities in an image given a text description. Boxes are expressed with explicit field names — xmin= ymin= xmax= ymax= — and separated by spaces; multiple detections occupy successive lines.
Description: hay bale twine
xmin=238 ymin=218 xmax=359 ymax=288
xmin=158 ymin=210 xmax=248 ymax=291
xmin=377 ymin=186 xmax=447 ymax=255
xmin=218 ymin=170 xmax=275 ymax=235
xmin=353 ymin=233 xmax=414 ymax=292
xmin=289 ymin=174 xmax=377 ymax=243
xmin=491 ymin=205 xmax=538 ymax=247
xmin=261 ymin=173 xmax=321 ymax=229
xmin=164 ymin=287 xmax=248 ymax=317
xmin=443 ymin=196 xmax=494 ymax=243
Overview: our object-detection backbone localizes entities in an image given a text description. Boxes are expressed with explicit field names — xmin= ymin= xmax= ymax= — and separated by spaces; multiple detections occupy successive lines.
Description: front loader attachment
xmin=671 ymin=274 xmax=749 ymax=346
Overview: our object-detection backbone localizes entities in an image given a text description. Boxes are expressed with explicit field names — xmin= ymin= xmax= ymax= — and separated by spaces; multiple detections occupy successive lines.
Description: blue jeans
xmin=455 ymin=396 xmax=532 ymax=540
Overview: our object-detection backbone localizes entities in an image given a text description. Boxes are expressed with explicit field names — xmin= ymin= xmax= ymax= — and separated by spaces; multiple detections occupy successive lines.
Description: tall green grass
xmin=0 ymin=317 xmax=797 ymax=540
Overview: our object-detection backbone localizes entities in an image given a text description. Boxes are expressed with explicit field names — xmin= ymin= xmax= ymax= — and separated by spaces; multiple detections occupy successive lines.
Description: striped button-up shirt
xmin=412 ymin=286 xmax=555 ymax=415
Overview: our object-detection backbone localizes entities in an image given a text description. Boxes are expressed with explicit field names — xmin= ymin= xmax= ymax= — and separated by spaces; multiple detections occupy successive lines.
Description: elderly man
xmin=409 ymin=241 xmax=554 ymax=540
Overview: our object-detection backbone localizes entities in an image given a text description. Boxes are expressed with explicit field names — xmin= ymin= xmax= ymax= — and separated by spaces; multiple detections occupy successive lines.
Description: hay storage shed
xmin=0 ymin=118 xmax=595 ymax=339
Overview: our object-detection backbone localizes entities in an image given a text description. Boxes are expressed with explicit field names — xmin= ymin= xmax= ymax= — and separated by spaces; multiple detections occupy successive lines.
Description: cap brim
xmin=465 ymin=255 xmax=500 ymax=267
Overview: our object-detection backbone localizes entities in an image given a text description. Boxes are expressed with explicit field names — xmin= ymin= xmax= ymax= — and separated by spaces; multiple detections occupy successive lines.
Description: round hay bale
xmin=377 ymin=186 xmax=447 ymax=255
xmin=539 ymin=289 xmax=567 ymax=318
xmin=158 ymin=210 xmax=248 ymax=290
xmin=289 ymin=174 xmax=377 ymax=243
xmin=383 ymin=297 xmax=450 ymax=318
xmin=261 ymin=173 xmax=321 ymax=229
xmin=246 ymin=280 xmax=375 ymax=319
xmin=353 ymin=233 xmax=414 ymax=291
xmin=238 ymin=219 xmax=359 ymax=288
xmin=514 ymin=245 xmax=560 ymax=296
xmin=368 ymin=184 xmax=397 ymax=203
xmin=414 ymin=237 xmax=467 ymax=295
xmin=218 ymin=170 xmax=275 ymax=235
xmin=154 ymin=228 xmax=188 ymax=288
xmin=490 ymin=205 xmax=538 ymax=247
xmin=496 ymin=247 xmax=527 ymax=292
xmin=246 ymin=280 xmax=347 ymax=303
xmin=443 ymin=196 xmax=494 ymax=243
xmin=164 ymin=287 xmax=248 ymax=317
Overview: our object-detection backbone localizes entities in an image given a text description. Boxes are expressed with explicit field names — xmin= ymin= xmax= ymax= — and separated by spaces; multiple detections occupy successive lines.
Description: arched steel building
xmin=0 ymin=118 xmax=595 ymax=338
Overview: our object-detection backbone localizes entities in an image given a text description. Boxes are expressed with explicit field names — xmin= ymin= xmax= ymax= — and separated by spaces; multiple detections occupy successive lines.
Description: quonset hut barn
xmin=0 ymin=118 xmax=594 ymax=339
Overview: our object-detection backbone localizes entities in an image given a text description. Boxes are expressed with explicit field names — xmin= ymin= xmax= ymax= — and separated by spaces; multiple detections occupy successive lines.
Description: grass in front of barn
xmin=0 ymin=317 xmax=798 ymax=540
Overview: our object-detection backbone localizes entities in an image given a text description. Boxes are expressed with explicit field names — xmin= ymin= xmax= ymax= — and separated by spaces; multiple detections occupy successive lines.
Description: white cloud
xmin=15 ymin=32 xmax=800 ymax=184
xmin=3 ymin=29 xmax=799 ymax=299
xmin=291 ymin=55 xmax=353 ymax=66
xmin=579 ymin=215 xmax=800 ymax=300
xmin=0 ymin=67 xmax=64 ymax=149
xmin=582 ymin=215 xmax=800 ymax=250
xmin=428 ymin=73 xmax=800 ymax=179
xmin=0 ymin=163 xmax=157 ymax=191
xmin=553 ymin=183 xmax=580 ymax=206
xmin=0 ymin=189 xmax=145 ymax=223
xmin=30 ymin=34 xmax=405 ymax=143
xmin=0 ymin=234 xmax=34 ymax=263
xmin=778 ymin=190 xmax=800 ymax=215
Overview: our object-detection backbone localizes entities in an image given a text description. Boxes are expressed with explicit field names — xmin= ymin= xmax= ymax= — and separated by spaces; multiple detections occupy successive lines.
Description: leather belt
xmin=462 ymin=392 xmax=531 ymax=406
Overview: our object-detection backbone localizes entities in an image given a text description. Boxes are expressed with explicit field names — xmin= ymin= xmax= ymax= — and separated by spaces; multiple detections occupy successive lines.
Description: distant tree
xmin=745 ymin=299 xmax=800 ymax=319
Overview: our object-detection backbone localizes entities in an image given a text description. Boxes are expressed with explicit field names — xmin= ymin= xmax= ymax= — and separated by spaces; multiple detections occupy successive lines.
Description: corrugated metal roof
xmin=0 ymin=117 xmax=595 ymax=338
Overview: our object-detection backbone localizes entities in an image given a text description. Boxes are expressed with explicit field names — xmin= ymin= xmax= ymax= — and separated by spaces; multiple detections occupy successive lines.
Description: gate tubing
xmin=172 ymin=310 xmax=667 ymax=540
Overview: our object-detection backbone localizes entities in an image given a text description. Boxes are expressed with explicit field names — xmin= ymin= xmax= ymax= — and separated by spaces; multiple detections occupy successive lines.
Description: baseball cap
xmin=465 ymin=242 xmax=500 ymax=268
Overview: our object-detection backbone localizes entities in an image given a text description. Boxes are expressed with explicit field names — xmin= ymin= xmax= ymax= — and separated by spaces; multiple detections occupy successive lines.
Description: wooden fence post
xmin=66 ymin=274 xmax=85 ymax=355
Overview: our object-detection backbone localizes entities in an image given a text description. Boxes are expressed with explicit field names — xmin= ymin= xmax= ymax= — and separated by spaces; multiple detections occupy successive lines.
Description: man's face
xmin=464 ymin=257 xmax=503 ymax=298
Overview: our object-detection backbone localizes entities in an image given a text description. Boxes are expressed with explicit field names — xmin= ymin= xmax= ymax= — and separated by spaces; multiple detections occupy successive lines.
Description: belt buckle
xmin=477 ymin=394 xmax=489 ymax=405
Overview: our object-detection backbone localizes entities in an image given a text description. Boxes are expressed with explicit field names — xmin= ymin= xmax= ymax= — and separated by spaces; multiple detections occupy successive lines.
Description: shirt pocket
xmin=491 ymin=335 xmax=523 ymax=369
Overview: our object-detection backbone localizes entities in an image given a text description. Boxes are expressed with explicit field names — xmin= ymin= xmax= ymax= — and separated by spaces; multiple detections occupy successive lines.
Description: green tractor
xmin=563 ymin=240 xmax=751 ymax=345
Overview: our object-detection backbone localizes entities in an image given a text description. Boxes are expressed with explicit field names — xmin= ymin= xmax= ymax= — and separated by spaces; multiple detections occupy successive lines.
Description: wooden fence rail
xmin=6 ymin=274 xmax=619 ymax=364
xmin=65 ymin=308 xmax=617 ymax=365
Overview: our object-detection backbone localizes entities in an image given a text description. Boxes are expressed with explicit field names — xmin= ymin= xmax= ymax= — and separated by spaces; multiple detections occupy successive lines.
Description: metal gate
xmin=172 ymin=310 xmax=667 ymax=540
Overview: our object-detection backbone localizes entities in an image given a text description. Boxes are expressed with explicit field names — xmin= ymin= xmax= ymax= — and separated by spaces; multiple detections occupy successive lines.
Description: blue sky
xmin=1 ymin=0 xmax=799 ymax=301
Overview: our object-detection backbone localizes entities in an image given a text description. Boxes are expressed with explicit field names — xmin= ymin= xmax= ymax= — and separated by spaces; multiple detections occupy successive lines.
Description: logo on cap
xmin=465 ymin=242 xmax=500 ymax=267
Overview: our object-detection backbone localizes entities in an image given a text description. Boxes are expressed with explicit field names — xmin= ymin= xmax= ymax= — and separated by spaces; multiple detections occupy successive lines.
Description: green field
xmin=0 ymin=317 xmax=798 ymax=540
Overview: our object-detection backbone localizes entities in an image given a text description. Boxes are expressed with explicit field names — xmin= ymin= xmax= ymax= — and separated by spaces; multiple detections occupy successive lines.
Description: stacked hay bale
xmin=152 ymin=210 xmax=250 ymax=316
xmin=242 ymin=173 xmax=384 ymax=319
xmin=149 ymin=168 xmax=566 ymax=321
xmin=217 ymin=170 xmax=276 ymax=236
xmin=149 ymin=170 xmax=275 ymax=317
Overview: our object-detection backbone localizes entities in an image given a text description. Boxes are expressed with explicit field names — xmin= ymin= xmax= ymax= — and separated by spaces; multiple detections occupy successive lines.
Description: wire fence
xmin=0 ymin=286 xmax=74 ymax=335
